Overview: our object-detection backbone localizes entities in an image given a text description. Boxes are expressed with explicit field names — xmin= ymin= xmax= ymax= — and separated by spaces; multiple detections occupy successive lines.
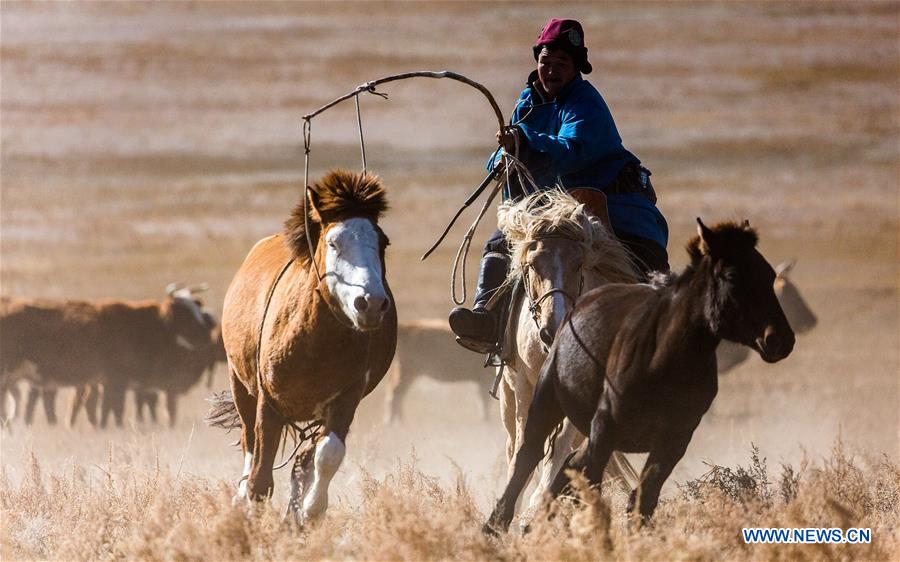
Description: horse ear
xmin=775 ymin=259 xmax=796 ymax=278
xmin=306 ymin=187 xmax=323 ymax=223
xmin=696 ymin=218 xmax=714 ymax=256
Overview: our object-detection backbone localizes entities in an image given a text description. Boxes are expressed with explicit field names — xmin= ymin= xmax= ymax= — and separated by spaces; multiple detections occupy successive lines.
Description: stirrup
xmin=454 ymin=336 xmax=498 ymax=355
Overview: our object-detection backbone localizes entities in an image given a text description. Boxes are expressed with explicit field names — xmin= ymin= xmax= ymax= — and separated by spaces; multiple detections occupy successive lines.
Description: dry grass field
xmin=1 ymin=2 xmax=898 ymax=560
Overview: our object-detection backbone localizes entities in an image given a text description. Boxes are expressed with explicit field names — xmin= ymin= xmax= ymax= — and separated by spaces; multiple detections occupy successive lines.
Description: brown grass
xmin=1 ymin=442 xmax=897 ymax=561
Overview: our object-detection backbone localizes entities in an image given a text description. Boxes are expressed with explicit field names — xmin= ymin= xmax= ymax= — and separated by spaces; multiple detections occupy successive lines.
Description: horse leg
xmin=247 ymin=387 xmax=284 ymax=501
xmin=526 ymin=418 xmax=581 ymax=515
xmin=24 ymin=386 xmax=40 ymax=425
xmin=165 ymin=391 xmax=177 ymax=428
xmin=547 ymin=398 xmax=616 ymax=499
xmin=284 ymin=440 xmax=317 ymax=524
xmin=627 ymin=432 xmax=692 ymax=523
xmin=606 ymin=452 xmax=640 ymax=494
xmin=510 ymin=367 xmax=535 ymax=480
xmin=485 ymin=368 xmax=564 ymax=535
xmin=231 ymin=372 xmax=257 ymax=502
xmin=300 ymin=377 xmax=366 ymax=522
xmin=499 ymin=373 xmax=517 ymax=464
xmin=42 ymin=388 xmax=58 ymax=425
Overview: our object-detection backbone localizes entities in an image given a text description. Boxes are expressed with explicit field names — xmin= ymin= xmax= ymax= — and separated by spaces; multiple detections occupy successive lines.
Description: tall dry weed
xmin=1 ymin=442 xmax=897 ymax=561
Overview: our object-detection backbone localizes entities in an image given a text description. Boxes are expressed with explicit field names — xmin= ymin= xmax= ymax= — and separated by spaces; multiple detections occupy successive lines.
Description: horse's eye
xmin=327 ymin=240 xmax=337 ymax=249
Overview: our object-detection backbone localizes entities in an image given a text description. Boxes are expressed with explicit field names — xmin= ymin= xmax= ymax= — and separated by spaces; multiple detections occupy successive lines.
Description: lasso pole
xmin=302 ymin=70 xmax=506 ymax=132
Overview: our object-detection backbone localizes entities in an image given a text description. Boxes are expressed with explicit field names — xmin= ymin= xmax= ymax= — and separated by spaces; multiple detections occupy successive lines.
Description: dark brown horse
xmin=486 ymin=219 xmax=795 ymax=532
xmin=213 ymin=170 xmax=396 ymax=524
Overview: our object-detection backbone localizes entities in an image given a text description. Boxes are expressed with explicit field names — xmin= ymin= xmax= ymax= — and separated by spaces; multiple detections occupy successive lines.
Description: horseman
xmin=449 ymin=18 xmax=669 ymax=353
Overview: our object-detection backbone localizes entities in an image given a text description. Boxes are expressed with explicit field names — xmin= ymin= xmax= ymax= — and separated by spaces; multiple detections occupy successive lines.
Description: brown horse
xmin=214 ymin=170 xmax=396 ymax=524
xmin=486 ymin=219 xmax=795 ymax=532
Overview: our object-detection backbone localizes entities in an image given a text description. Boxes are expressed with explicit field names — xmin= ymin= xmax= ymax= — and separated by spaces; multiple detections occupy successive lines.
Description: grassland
xmin=1 ymin=1 xmax=897 ymax=560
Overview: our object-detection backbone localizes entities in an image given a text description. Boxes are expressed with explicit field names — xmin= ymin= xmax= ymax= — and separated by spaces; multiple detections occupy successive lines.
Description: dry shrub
xmin=1 ymin=441 xmax=898 ymax=561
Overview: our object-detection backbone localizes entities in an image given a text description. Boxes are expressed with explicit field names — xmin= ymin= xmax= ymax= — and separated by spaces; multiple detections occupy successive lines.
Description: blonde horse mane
xmin=497 ymin=189 xmax=638 ymax=285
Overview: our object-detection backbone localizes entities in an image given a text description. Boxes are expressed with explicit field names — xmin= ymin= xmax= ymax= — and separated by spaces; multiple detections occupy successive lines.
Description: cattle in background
xmin=0 ymin=286 xmax=213 ymax=428
xmin=384 ymin=319 xmax=494 ymax=424
xmin=134 ymin=320 xmax=227 ymax=426
xmin=717 ymin=260 xmax=817 ymax=373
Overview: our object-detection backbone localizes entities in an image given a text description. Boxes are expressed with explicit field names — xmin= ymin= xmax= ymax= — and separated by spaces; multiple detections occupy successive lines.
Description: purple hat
xmin=533 ymin=18 xmax=592 ymax=74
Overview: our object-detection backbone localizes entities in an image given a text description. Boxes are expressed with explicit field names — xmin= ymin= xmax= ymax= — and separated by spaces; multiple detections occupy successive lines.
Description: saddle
xmin=569 ymin=188 xmax=612 ymax=230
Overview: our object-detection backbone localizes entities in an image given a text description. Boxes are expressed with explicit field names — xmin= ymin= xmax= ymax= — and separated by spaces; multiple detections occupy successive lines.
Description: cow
xmin=384 ymin=319 xmax=495 ymax=424
xmin=133 ymin=320 xmax=227 ymax=426
xmin=717 ymin=260 xmax=817 ymax=373
xmin=0 ymin=286 xmax=213 ymax=428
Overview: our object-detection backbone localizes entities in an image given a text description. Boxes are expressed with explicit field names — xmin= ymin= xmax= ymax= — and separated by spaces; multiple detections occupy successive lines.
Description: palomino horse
xmin=213 ymin=170 xmax=396 ymax=523
xmin=495 ymin=190 xmax=640 ymax=518
xmin=486 ymin=219 xmax=795 ymax=533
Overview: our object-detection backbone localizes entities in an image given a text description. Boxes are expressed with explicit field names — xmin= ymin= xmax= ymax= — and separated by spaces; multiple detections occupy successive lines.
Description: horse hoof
xmin=281 ymin=507 xmax=304 ymax=529
xmin=481 ymin=522 xmax=501 ymax=538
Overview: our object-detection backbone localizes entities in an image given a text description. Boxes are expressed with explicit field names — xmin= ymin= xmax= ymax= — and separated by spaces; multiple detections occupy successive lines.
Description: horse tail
xmin=205 ymin=390 xmax=241 ymax=430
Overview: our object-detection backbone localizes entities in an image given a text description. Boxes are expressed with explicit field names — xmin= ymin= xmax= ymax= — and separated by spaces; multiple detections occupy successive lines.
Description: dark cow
xmin=0 ymin=287 xmax=213 ymax=428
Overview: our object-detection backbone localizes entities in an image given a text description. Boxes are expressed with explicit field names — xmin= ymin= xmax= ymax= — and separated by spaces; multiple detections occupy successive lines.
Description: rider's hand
xmin=496 ymin=127 xmax=519 ymax=153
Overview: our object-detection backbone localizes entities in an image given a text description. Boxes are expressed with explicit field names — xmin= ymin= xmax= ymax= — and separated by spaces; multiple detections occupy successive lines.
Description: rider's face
xmin=537 ymin=48 xmax=578 ymax=100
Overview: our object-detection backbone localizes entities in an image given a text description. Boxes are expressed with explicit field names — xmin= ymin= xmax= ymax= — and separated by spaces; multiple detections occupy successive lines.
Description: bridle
xmin=519 ymin=235 xmax=586 ymax=333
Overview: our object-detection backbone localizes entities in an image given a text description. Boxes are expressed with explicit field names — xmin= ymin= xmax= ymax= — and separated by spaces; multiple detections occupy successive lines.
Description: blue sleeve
xmin=486 ymin=91 xmax=530 ymax=171
xmin=516 ymin=97 xmax=622 ymax=174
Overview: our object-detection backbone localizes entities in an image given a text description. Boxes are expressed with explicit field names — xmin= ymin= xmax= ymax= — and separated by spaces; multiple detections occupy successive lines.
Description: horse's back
xmin=555 ymin=283 xmax=664 ymax=410
xmin=222 ymin=234 xmax=295 ymax=390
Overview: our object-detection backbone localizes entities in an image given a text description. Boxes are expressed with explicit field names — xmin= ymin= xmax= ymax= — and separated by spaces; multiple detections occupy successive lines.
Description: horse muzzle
xmin=754 ymin=325 xmax=795 ymax=363
xmin=350 ymin=292 xmax=391 ymax=331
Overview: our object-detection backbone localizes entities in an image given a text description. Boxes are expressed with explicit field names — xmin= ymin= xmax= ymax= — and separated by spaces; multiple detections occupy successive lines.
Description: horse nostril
xmin=354 ymin=296 xmax=368 ymax=312
xmin=380 ymin=298 xmax=390 ymax=312
xmin=539 ymin=327 xmax=555 ymax=347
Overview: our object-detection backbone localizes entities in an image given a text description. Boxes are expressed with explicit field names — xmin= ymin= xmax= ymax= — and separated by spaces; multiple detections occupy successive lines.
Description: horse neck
xmin=663 ymin=264 xmax=721 ymax=358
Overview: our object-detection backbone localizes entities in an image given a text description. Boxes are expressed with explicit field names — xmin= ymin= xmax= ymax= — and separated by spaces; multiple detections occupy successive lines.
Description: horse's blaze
xmin=324 ymin=218 xmax=389 ymax=330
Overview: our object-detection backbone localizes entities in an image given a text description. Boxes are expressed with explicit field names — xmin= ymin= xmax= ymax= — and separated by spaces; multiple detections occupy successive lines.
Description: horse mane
xmin=685 ymin=221 xmax=759 ymax=265
xmin=498 ymin=189 xmax=638 ymax=284
xmin=284 ymin=169 xmax=388 ymax=262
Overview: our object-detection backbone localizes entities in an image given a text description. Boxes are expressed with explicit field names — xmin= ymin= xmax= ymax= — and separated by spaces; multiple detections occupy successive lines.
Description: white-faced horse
xmin=211 ymin=170 xmax=397 ymax=524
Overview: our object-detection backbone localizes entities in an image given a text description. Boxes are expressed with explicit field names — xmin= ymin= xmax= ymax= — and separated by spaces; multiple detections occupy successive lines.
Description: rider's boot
xmin=448 ymin=252 xmax=509 ymax=353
